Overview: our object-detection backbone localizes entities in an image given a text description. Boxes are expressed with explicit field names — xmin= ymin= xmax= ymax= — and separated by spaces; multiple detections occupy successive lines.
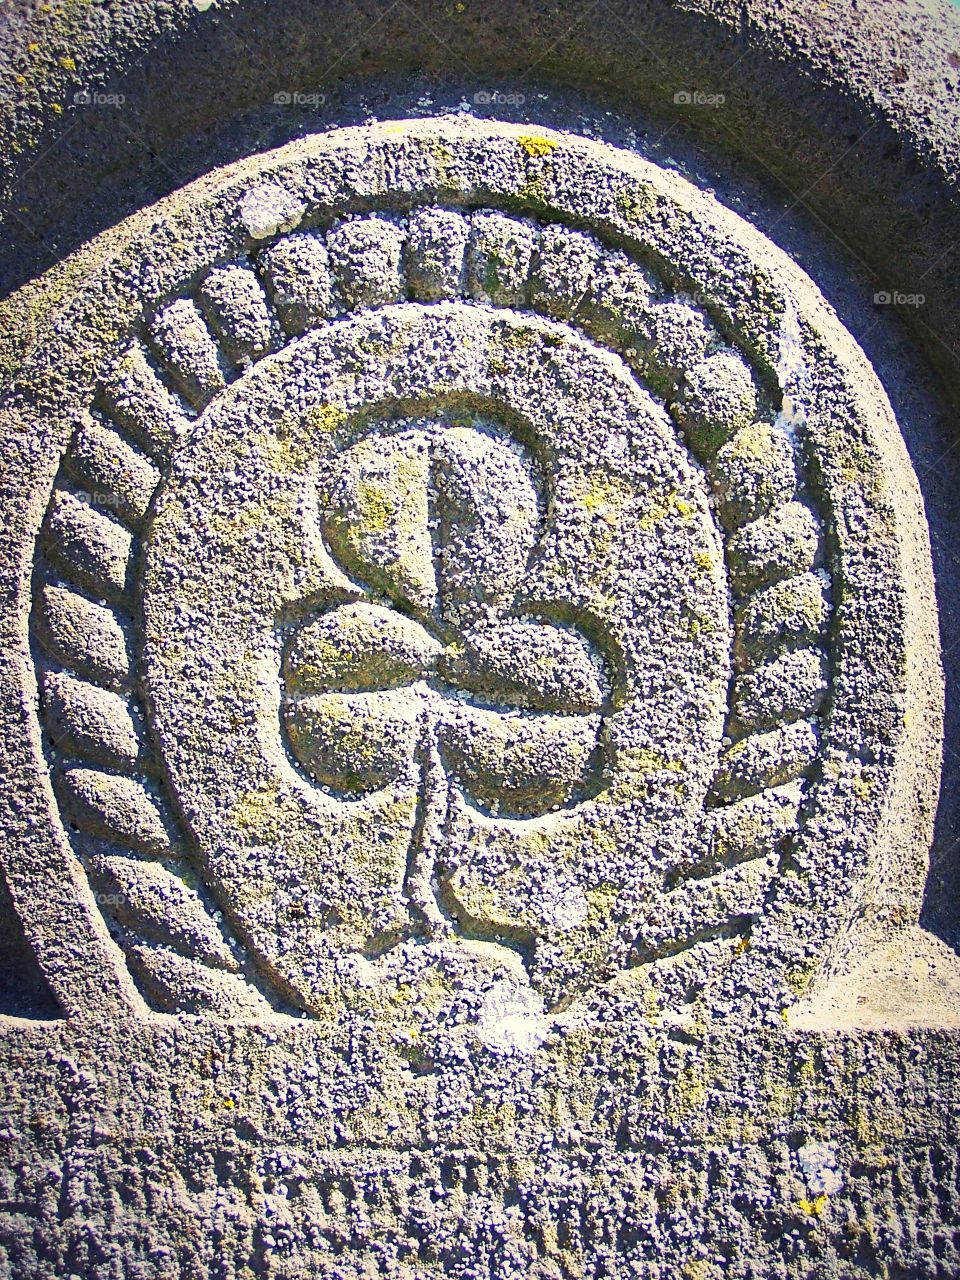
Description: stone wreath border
xmin=34 ymin=207 xmax=827 ymax=1016
xmin=1 ymin=118 xmax=940 ymax=1024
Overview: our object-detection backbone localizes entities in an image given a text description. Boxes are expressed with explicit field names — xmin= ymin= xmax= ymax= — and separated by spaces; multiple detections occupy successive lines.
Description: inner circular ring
xmin=141 ymin=301 xmax=728 ymax=1011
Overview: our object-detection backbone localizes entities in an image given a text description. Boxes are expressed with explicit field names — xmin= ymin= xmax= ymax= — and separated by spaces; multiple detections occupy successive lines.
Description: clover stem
xmin=404 ymin=703 xmax=452 ymax=938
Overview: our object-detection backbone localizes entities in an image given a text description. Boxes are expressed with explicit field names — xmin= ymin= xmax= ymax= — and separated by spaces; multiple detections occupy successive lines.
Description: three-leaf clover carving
xmin=282 ymin=423 xmax=611 ymax=935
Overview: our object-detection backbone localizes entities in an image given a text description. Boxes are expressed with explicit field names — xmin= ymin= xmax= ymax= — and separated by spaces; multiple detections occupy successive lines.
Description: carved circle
xmin=141 ymin=305 xmax=729 ymax=1010
xmin=15 ymin=119 xmax=934 ymax=1027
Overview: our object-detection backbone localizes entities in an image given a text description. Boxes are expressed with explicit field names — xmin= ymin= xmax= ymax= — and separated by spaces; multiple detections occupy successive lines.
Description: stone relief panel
xmin=7 ymin=118 xmax=938 ymax=1042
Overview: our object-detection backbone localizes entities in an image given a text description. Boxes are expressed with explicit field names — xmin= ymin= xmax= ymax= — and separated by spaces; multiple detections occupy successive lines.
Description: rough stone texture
xmin=1 ymin=0 xmax=958 ymax=398
xmin=1 ymin=8 xmax=959 ymax=1279
xmin=1 ymin=1018 xmax=959 ymax=1280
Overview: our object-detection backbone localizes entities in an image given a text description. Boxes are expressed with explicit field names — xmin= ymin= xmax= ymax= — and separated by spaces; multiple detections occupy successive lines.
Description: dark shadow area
xmin=0 ymin=868 xmax=61 ymax=1019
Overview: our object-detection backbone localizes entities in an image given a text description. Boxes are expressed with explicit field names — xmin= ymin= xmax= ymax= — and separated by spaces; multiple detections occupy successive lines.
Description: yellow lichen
xmin=682 ymin=1263 xmax=719 ymax=1280
xmin=518 ymin=135 xmax=557 ymax=158
xmin=470 ymin=1098 xmax=518 ymax=1142
xmin=798 ymin=1194 xmax=828 ymax=1217
xmin=638 ymin=489 xmax=696 ymax=531
xmin=853 ymin=1098 xmax=904 ymax=1150
xmin=501 ymin=326 xmax=538 ymax=350
xmin=585 ymin=882 xmax=619 ymax=919
xmin=263 ymin=423 xmax=315 ymax=475
xmin=615 ymin=187 xmax=656 ymax=223
xmin=579 ymin=473 xmax=632 ymax=515
xmin=853 ymin=775 xmax=873 ymax=800
xmin=785 ymin=960 xmax=816 ymax=995
xmin=430 ymin=142 xmax=456 ymax=187
xmin=450 ymin=867 xmax=522 ymax=935
xmin=605 ymin=746 xmax=685 ymax=804
xmin=232 ymin=784 xmax=286 ymax=845
xmin=518 ymin=175 xmax=549 ymax=205
xmin=305 ymin=403 xmax=347 ymax=434
xmin=208 ymin=502 xmax=269 ymax=541
xmin=685 ymin=612 xmax=717 ymax=640
xmin=726 ymin=423 xmax=774 ymax=461
xmin=620 ymin=746 xmax=684 ymax=774
xmin=670 ymin=1063 xmax=708 ymax=1118
xmin=356 ymin=480 xmax=396 ymax=533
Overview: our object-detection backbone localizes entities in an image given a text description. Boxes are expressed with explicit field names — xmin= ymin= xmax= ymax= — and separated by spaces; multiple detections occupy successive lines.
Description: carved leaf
xmin=283 ymin=602 xmax=441 ymax=694
xmin=126 ymin=941 xmax=270 ymax=1017
xmin=284 ymin=689 xmax=421 ymax=791
xmin=42 ymin=671 xmax=141 ymax=768
xmin=439 ymin=620 xmax=605 ymax=712
xmin=37 ymin=584 xmax=130 ymax=686
xmin=432 ymin=427 xmax=539 ymax=629
xmin=58 ymin=767 xmax=177 ymax=857
xmin=323 ymin=426 xmax=541 ymax=629
xmin=325 ymin=432 xmax=435 ymax=613
xmin=87 ymin=853 xmax=238 ymax=970
xmin=438 ymin=704 xmax=601 ymax=815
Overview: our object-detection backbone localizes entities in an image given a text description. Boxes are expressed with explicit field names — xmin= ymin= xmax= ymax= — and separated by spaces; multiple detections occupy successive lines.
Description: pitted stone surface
xmin=142 ymin=306 xmax=728 ymax=1013
xmin=2 ymin=117 xmax=938 ymax=1036
xmin=0 ymin=113 xmax=949 ymax=1277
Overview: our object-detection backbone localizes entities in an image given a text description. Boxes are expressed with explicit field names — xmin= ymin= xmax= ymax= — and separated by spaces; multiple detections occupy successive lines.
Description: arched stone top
xmin=0 ymin=118 xmax=939 ymax=1033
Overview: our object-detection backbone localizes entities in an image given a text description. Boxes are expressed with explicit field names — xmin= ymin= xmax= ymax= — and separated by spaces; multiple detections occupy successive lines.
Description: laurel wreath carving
xmin=32 ymin=204 xmax=830 ymax=1016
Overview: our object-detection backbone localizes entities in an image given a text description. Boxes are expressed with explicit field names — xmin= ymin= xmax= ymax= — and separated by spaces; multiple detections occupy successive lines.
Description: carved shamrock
xmin=282 ymin=423 xmax=609 ymax=936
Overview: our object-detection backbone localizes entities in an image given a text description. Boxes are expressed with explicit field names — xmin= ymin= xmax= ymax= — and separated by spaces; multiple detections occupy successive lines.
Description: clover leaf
xmin=282 ymin=423 xmax=609 ymax=936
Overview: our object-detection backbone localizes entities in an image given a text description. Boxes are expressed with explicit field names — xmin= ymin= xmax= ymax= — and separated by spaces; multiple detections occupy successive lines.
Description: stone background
xmin=2 ymin=1 xmax=960 ymax=1275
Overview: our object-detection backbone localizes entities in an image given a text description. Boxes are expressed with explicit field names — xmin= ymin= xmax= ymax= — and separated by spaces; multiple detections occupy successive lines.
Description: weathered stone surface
xmin=1 ymin=28 xmax=959 ymax=1272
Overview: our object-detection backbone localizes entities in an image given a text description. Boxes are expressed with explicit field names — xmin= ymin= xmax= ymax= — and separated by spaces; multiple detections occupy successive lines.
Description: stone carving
xmin=8 ymin=119 xmax=936 ymax=1037
xmin=282 ymin=422 xmax=613 ymax=933
xmin=139 ymin=302 xmax=731 ymax=1015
